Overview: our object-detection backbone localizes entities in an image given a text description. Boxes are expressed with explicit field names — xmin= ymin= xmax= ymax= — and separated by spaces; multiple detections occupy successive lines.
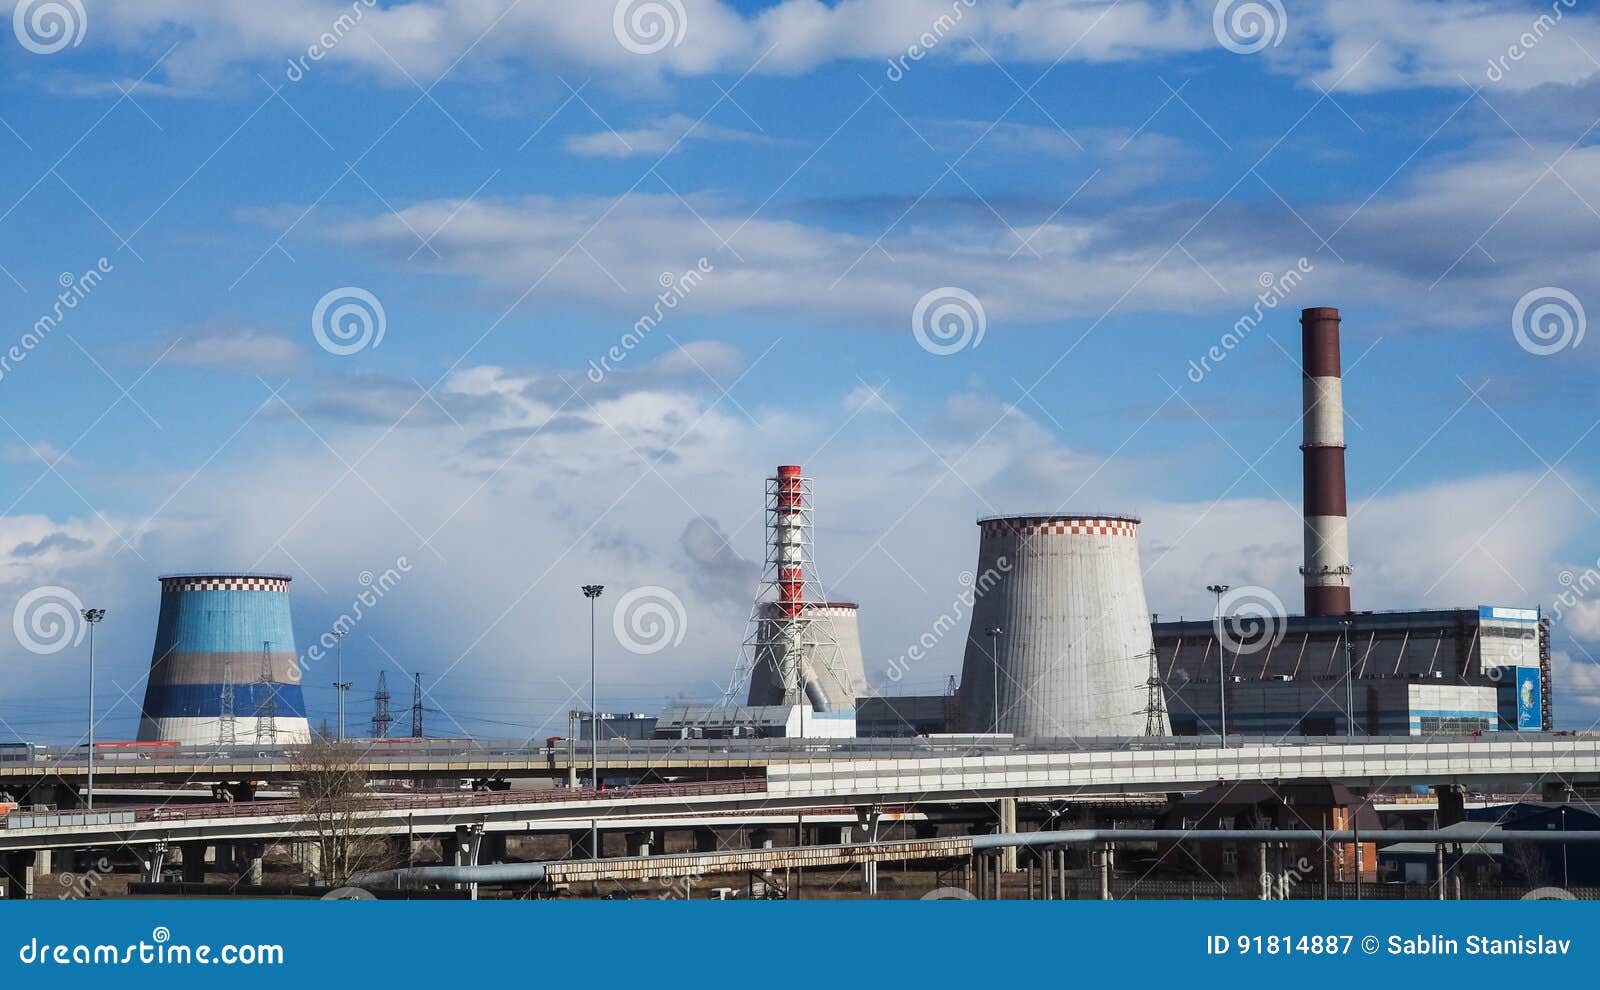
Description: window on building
xmin=1418 ymin=716 xmax=1491 ymax=735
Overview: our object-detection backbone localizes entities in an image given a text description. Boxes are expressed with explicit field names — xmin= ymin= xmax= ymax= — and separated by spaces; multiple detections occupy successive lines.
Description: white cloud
xmin=161 ymin=328 xmax=304 ymax=375
xmin=564 ymin=114 xmax=770 ymax=158
xmin=63 ymin=1 xmax=1600 ymax=94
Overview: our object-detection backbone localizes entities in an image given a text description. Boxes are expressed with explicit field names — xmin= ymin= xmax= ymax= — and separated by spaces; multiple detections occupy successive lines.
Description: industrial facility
xmin=136 ymin=574 xmax=310 ymax=746
xmin=1152 ymin=307 xmax=1551 ymax=739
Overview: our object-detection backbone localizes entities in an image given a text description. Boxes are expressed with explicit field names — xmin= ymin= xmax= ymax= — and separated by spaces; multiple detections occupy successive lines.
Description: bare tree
xmin=290 ymin=739 xmax=397 ymax=886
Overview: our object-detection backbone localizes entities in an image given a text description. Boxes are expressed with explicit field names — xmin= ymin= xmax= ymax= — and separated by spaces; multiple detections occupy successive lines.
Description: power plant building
xmin=1153 ymin=606 xmax=1550 ymax=737
xmin=1153 ymin=307 xmax=1551 ymax=738
xmin=956 ymin=514 xmax=1164 ymax=737
xmin=136 ymin=574 xmax=311 ymax=746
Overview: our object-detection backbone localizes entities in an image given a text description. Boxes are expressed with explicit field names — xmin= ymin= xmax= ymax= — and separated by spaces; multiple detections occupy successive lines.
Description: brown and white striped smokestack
xmin=1300 ymin=307 xmax=1352 ymax=617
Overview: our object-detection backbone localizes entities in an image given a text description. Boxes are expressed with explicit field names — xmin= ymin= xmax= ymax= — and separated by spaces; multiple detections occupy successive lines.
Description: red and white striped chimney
xmin=774 ymin=465 xmax=805 ymax=620
xmin=1300 ymin=307 xmax=1352 ymax=617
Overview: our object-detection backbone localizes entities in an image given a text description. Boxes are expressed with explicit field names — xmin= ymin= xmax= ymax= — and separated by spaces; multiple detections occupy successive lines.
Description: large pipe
xmin=346 ymin=826 xmax=1594 ymax=889
xmin=1300 ymin=307 xmax=1352 ymax=617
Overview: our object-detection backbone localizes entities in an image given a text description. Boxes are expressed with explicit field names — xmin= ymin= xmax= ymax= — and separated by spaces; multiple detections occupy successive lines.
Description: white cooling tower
xmin=957 ymin=514 xmax=1163 ymax=737
xmin=746 ymin=601 xmax=867 ymax=709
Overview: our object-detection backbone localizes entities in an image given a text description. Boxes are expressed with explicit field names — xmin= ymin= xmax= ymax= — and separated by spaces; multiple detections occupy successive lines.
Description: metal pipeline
xmin=347 ymin=826 xmax=1594 ymax=890
xmin=348 ymin=862 xmax=547 ymax=889
xmin=802 ymin=673 xmax=831 ymax=713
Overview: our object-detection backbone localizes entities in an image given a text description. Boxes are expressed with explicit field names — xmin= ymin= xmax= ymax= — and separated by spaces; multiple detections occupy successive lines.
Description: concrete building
xmin=854 ymin=693 xmax=954 ymax=737
xmin=137 ymin=574 xmax=310 ymax=745
xmin=1153 ymin=606 xmax=1550 ymax=737
xmin=655 ymin=704 xmax=855 ymax=739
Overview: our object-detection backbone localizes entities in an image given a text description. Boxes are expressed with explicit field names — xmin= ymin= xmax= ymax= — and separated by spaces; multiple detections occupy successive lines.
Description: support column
xmin=244 ymin=843 xmax=264 ymax=885
xmin=1434 ymin=784 xmax=1467 ymax=827
xmin=179 ymin=842 xmax=207 ymax=884
xmin=692 ymin=827 xmax=719 ymax=853
xmin=1098 ymin=846 xmax=1111 ymax=900
xmin=998 ymin=798 xmax=1018 ymax=873
xmin=625 ymin=831 xmax=655 ymax=857
xmin=479 ymin=832 xmax=507 ymax=865
xmin=300 ymin=840 xmax=323 ymax=879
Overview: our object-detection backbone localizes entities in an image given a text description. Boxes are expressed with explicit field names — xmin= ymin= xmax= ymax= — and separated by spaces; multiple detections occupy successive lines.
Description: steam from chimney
xmin=1300 ymin=307 xmax=1352 ymax=617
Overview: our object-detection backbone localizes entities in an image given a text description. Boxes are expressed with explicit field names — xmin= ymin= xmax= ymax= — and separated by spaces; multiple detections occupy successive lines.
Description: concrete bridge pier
xmin=692 ymin=827 xmax=721 ymax=853
xmin=179 ymin=842 xmax=208 ymax=883
xmin=241 ymin=842 xmax=265 ymax=885
xmin=298 ymin=841 xmax=322 ymax=879
xmin=1434 ymin=784 xmax=1467 ymax=826
xmin=1 ymin=850 xmax=37 ymax=899
xmin=567 ymin=829 xmax=597 ymax=859
xmin=479 ymin=832 xmax=508 ymax=865
xmin=625 ymin=831 xmax=655 ymax=857
xmin=997 ymin=798 xmax=1018 ymax=873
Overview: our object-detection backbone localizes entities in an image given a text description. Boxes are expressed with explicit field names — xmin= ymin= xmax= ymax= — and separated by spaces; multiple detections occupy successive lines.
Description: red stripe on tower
xmin=775 ymin=465 xmax=804 ymax=619
xmin=1300 ymin=307 xmax=1353 ymax=616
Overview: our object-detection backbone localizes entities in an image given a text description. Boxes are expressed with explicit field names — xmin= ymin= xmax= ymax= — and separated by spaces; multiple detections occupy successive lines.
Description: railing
xmin=1 ymin=730 xmax=1590 ymax=773
xmin=128 ymin=778 xmax=769 ymax=824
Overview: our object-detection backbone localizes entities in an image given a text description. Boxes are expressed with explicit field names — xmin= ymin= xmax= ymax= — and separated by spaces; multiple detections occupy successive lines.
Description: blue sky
xmin=2 ymin=0 xmax=1599 ymax=740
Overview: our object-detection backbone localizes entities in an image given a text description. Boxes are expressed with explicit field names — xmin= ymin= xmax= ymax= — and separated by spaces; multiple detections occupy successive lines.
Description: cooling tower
xmin=137 ymin=574 xmax=310 ymax=746
xmin=957 ymin=515 xmax=1162 ymax=737
xmin=746 ymin=601 xmax=868 ymax=709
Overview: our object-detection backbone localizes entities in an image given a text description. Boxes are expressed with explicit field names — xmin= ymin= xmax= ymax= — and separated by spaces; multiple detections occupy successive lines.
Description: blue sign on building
xmin=1516 ymin=667 xmax=1542 ymax=730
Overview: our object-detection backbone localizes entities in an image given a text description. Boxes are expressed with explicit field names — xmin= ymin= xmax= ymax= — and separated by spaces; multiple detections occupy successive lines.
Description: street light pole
xmin=581 ymin=586 xmax=604 ymax=792
xmin=81 ymin=608 xmax=105 ymax=810
xmin=1341 ymin=618 xmax=1356 ymax=737
xmin=1206 ymin=585 xmax=1229 ymax=745
xmin=984 ymin=626 xmax=1003 ymax=733
xmin=334 ymin=629 xmax=349 ymax=742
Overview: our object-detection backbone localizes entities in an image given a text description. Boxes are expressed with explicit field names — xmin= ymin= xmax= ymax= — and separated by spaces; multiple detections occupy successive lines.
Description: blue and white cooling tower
xmin=136 ymin=574 xmax=311 ymax=745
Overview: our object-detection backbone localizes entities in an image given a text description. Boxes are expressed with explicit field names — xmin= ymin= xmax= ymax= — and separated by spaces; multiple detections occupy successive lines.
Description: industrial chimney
xmin=1300 ymin=307 xmax=1352 ymax=617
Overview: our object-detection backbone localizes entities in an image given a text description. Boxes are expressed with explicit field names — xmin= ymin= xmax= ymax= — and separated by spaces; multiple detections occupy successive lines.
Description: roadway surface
xmin=2 ymin=734 xmax=1596 ymax=852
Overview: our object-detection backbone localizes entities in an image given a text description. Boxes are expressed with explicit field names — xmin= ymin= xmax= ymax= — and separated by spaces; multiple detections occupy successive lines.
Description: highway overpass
xmin=3 ymin=734 xmax=1597 ymax=854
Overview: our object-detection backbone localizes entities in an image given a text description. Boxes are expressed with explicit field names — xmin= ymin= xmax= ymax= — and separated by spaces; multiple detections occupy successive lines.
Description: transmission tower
xmin=410 ymin=672 xmax=424 ymax=738
xmin=372 ymin=671 xmax=393 ymax=739
xmin=253 ymin=639 xmax=278 ymax=745
xmin=1141 ymin=649 xmax=1169 ymax=737
xmin=218 ymin=655 xmax=237 ymax=746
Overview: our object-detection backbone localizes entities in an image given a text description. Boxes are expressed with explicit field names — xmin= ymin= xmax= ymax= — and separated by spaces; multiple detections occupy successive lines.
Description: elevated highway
xmin=3 ymin=734 xmax=1597 ymax=853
